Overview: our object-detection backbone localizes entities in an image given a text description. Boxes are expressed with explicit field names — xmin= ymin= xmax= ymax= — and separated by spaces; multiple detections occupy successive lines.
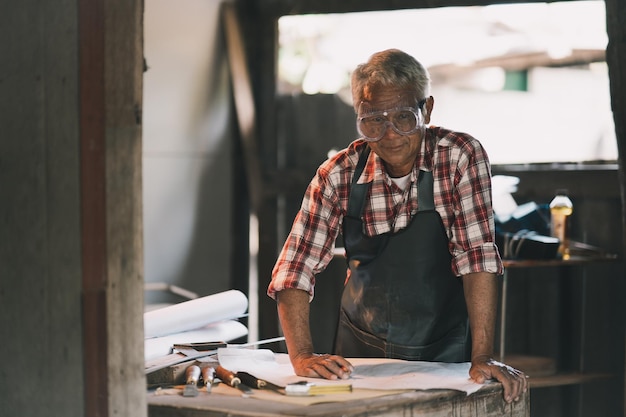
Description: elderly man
xmin=268 ymin=49 xmax=527 ymax=403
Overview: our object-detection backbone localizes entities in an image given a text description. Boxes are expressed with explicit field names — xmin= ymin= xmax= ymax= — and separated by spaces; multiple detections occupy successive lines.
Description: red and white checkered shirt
xmin=268 ymin=126 xmax=503 ymax=300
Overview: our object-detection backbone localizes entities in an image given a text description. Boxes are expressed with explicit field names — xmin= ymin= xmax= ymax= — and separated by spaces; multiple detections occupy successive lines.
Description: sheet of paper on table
xmin=216 ymin=348 xmax=484 ymax=395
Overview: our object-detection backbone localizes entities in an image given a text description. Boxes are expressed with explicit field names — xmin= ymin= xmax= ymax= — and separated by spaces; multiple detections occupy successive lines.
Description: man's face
xmin=358 ymin=87 xmax=425 ymax=178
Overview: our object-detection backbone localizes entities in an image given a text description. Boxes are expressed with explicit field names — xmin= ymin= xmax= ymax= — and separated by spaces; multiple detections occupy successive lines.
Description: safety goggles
xmin=356 ymin=100 xmax=426 ymax=142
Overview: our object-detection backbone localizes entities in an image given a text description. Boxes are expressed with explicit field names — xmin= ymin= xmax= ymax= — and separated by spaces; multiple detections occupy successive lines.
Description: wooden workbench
xmin=147 ymin=382 xmax=529 ymax=417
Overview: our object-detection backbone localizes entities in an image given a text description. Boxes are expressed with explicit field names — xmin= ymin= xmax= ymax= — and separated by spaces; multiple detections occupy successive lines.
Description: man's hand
xmin=276 ymin=289 xmax=354 ymax=381
xmin=291 ymin=352 xmax=354 ymax=380
xmin=462 ymin=273 xmax=527 ymax=402
xmin=469 ymin=355 xmax=528 ymax=403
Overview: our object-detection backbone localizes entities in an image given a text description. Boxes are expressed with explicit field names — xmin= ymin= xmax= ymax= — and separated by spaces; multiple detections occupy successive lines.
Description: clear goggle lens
xmin=356 ymin=101 xmax=425 ymax=142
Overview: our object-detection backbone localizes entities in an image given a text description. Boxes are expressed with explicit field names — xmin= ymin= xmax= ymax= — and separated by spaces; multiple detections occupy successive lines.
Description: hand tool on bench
xmin=145 ymin=336 xmax=285 ymax=374
xmin=173 ymin=341 xmax=227 ymax=357
xmin=235 ymin=371 xmax=352 ymax=397
xmin=201 ymin=366 xmax=215 ymax=393
xmin=215 ymin=365 xmax=253 ymax=397
xmin=236 ymin=371 xmax=285 ymax=395
xmin=183 ymin=365 xmax=201 ymax=397
xmin=145 ymin=343 xmax=223 ymax=375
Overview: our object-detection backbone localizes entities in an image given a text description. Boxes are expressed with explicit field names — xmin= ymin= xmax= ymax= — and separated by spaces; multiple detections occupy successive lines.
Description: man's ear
xmin=423 ymin=96 xmax=434 ymax=124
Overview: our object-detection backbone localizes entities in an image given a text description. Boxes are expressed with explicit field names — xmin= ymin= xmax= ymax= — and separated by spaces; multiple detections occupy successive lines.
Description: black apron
xmin=334 ymin=146 xmax=471 ymax=362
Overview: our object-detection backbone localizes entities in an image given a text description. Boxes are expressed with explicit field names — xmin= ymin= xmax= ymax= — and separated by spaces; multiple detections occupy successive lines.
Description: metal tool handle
xmin=174 ymin=341 xmax=227 ymax=351
xmin=186 ymin=365 xmax=201 ymax=384
xmin=201 ymin=366 xmax=215 ymax=393
xmin=201 ymin=366 xmax=215 ymax=386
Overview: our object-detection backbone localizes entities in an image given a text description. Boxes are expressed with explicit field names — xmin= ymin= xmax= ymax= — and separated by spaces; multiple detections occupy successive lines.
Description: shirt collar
xmin=357 ymin=127 xmax=436 ymax=185
xmin=418 ymin=127 xmax=435 ymax=172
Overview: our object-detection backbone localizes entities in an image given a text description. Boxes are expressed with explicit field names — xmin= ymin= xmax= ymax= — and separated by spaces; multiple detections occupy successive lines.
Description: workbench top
xmin=147 ymin=382 xmax=529 ymax=417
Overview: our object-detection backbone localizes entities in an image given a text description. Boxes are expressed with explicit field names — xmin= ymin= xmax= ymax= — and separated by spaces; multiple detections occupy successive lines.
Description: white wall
xmin=143 ymin=0 xmax=235 ymax=304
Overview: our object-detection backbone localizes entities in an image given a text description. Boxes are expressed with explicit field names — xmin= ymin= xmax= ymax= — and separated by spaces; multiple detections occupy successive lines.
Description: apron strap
xmin=348 ymin=146 xmax=434 ymax=217
xmin=417 ymin=170 xmax=434 ymax=212
xmin=347 ymin=145 xmax=371 ymax=218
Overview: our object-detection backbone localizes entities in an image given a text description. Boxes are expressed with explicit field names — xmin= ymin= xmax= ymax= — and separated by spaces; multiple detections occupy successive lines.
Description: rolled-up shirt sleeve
xmin=268 ymin=164 xmax=343 ymax=301
xmin=446 ymin=136 xmax=503 ymax=277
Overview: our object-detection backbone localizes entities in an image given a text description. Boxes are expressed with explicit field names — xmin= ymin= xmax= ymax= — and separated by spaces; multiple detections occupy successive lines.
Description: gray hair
xmin=350 ymin=49 xmax=431 ymax=111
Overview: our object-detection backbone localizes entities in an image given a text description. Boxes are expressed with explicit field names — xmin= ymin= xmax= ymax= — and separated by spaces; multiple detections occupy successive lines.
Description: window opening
xmin=278 ymin=1 xmax=615 ymax=165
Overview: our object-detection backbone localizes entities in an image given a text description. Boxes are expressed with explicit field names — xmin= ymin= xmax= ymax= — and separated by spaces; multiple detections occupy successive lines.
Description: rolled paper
xmin=144 ymin=289 xmax=248 ymax=338
xmin=144 ymin=320 xmax=248 ymax=360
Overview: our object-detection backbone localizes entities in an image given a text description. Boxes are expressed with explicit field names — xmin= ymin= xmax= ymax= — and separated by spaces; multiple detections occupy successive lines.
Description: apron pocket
xmin=335 ymin=309 xmax=469 ymax=362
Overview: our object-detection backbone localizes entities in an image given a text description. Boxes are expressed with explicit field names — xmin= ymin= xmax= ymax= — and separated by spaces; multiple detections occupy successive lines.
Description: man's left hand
xmin=469 ymin=356 xmax=528 ymax=403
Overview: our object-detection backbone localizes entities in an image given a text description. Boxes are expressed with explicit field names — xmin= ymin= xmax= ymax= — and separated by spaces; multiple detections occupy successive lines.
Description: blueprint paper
xmin=145 ymin=320 xmax=247 ymax=360
xmin=217 ymin=348 xmax=483 ymax=395
xmin=144 ymin=290 xmax=248 ymax=338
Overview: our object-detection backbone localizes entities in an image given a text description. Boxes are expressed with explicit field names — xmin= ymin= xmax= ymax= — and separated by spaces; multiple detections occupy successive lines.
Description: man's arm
xmin=276 ymin=288 xmax=353 ymax=380
xmin=462 ymin=271 xmax=498 ymax=359
xmin=462 ymin=272 xmax=528 ymax=403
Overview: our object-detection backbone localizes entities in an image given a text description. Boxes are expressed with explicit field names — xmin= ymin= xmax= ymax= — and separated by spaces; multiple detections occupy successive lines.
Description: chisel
xmin=201 ymin=366 xmax=215 ymax=393
xmin=236 ymin=371 xmax=285 ymax=395
xmin=183 ymin=365 xmax=201 ymax=397
xmin=236 ymin=371 xmax=352 ymax=397
xmin=215 ymin=365 xmax=253 ymax=397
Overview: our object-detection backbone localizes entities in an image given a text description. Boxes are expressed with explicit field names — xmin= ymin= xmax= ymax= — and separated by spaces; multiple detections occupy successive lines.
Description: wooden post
xmin=79 ymin=0 xmax=145 ymax=415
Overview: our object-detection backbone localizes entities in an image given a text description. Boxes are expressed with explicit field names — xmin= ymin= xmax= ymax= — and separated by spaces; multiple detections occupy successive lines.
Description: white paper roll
xmin=144 ymin=289 xmax=248 ymax=338
xmin=144 ymin=320 xmax=248 ymax=360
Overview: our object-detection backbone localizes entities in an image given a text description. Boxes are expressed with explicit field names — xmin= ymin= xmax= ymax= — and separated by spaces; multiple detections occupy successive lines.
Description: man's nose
xmin=381 ymin=121 xmax=401 ymax=139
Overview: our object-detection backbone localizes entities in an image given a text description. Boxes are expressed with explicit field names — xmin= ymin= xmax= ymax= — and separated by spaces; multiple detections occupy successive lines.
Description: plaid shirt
xmin=268 ymin=126 xmax=503 ymax=300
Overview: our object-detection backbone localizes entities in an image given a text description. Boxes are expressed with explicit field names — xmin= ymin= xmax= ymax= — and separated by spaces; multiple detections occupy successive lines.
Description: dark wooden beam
xmin=259 ymin=0 xmax=587 ymax=17
xmin=604 ymin=0 xmax=626 ymax=410
xmin=78 ymin=0 xmax=145 ymax=415
xmin=78 ymin=0 xmax=109 ymax=415
xmin=232 ymin=1 xmax=283 ymax=343
xmin=223 ymin=3 xmax=264 ymax=213
xmin=430 ymin=49 xmax=607 ymax=79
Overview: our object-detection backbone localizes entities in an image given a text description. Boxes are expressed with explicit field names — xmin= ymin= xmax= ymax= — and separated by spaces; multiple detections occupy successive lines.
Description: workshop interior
xmin=2 ymin=1 xmax=625 ymax=417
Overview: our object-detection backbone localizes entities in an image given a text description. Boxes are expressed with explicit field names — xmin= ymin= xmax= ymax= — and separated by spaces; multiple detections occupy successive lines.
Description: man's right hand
xmin=291 ymin=352 xmax=354 ymax=380
xmin=276 ymin=288 xmax=354 ymax=380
